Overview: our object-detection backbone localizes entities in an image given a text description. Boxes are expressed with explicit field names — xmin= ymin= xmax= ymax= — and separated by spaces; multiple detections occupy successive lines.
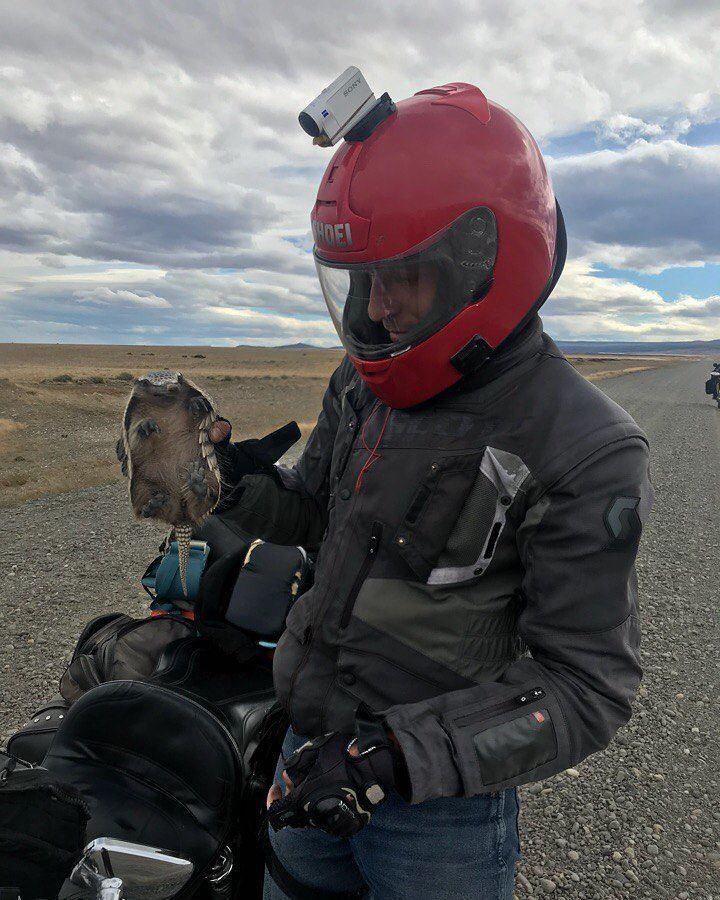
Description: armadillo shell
xmin=120 ymin=371 xmax=222 ymax=529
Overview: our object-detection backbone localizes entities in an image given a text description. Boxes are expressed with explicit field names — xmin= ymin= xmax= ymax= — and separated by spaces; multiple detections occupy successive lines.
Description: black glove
xmin=268 ymin=710 xmax=403 ymax=837
xmin=212 ymin=420 xmax=300 ymax=512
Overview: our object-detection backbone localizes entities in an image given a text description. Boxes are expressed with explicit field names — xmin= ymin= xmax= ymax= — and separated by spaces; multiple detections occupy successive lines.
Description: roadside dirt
xmin=0 ymin=344 xmax=691 ymax=507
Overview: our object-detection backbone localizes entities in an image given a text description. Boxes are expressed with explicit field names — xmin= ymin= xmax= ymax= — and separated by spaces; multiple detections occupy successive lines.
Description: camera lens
xmin=298 ymin=112 xmax=321 ymax=137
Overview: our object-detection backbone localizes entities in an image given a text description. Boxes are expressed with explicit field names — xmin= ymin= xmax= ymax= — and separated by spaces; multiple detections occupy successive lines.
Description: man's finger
xmin=267 ymin=783 xmax=282 ymax=809
xmin=208 ymin=419 xmax=232 ymax=443
xmin=282 ymin=770 xmax=294 ymax=792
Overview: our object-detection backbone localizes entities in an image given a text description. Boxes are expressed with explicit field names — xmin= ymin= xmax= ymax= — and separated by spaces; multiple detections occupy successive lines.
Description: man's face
xmin=366 ymin=263 xmax=438 ymax=342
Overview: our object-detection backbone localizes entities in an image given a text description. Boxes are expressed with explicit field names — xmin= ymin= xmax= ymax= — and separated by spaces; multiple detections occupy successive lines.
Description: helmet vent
xmin=416 ymin=83 xmax=490 ymax=124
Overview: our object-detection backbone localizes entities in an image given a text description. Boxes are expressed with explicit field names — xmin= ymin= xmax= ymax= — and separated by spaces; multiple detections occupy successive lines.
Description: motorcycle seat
xmin=42 ymin=680 xmax=239 ymax=876
xmin=149 ymin=635 xmax=277 ymax=775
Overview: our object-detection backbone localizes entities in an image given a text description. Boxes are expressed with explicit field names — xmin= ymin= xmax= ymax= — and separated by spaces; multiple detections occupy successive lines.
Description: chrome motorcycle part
xmin=75 ymin=837 xmax=194 ymax=899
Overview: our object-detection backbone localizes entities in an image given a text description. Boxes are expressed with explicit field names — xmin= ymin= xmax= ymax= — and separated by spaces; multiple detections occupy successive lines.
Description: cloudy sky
xmin=1 ymin=0 xmax=718 ymax=346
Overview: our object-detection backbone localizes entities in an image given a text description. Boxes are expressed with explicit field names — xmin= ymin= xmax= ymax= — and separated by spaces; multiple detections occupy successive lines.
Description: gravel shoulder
xmin=1 ymin=358 xmax=718 ymax=898
xmin=511 ymin=359 xmax=720 ymax=899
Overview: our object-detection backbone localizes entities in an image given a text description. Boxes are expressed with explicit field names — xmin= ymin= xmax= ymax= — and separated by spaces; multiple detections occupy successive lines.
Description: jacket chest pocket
xmin=391 ymin=451 xmax=485 ymax=582
xmin=394 ymin=447 xmax=531 ymax=586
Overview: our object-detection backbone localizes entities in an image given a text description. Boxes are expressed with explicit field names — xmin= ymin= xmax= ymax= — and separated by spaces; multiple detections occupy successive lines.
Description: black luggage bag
xmin=0 ymin=753 xmax=90 ymax=900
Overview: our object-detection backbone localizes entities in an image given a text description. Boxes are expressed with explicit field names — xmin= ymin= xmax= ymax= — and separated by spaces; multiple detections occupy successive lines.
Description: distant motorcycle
xmin=705 ymin=364 xmax=720 ymax=408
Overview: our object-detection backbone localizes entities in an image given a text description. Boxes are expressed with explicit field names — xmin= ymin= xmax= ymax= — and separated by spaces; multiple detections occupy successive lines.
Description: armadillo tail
xmin=175 ymin=523 xmax=193 ymax=597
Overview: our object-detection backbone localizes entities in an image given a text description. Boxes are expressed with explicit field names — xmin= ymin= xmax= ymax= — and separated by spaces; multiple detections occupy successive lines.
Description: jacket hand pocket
xmin=445 ymin=688 xmax=564 ymax=795
xmin=472 ymin=708 xmax=558 ymax=786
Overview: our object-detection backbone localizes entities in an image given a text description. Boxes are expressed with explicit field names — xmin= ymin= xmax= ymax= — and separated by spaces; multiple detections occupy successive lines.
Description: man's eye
xmin=381 ymin=273 xmax=408 ymax=287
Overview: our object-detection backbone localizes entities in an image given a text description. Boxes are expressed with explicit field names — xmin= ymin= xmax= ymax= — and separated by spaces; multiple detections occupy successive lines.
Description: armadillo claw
xmin=188 ymin=396 xmax=212 ymax=419
xmin=186 ymin=461 xmax=210 ymax=499
xmin=141 ymin=491 xmax=167 ymax=518
xmin=136 ymin=418 xmax=161 ymax=438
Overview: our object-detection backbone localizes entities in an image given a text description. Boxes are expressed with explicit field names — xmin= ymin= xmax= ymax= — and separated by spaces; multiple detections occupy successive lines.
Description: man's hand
xmin=266 ymin=768 xmax=295 ymax=809
xmin=208 ymin=419 xmax=232 ymax=444
xmin=204 ymin=419 xmax=300 ymax=513
xmin=266 ymin=731 xmax=397 ymax=836
xmin=266 ymin=739 xmax=361 ymax=810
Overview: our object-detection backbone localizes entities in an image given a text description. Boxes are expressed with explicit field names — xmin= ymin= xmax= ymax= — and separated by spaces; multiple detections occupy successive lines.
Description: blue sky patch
xmin=684 ymin=118 xmax=720 ymax=147
xmin=591 ymin=261 xmax=719 ymax=301
xmin=541 ymin=129 xmax=609 ymax=157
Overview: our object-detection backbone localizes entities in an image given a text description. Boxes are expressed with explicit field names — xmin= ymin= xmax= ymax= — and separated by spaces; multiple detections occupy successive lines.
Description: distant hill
xmin=275 ymin=342 xmax=337 ymax=350
xmin=235 ymin=338 xmax=718 ymax=355
xmin=236 ymin=342 xmax=341 ymax=350
xmin=556 ymin=338 xmax=720 ymax=355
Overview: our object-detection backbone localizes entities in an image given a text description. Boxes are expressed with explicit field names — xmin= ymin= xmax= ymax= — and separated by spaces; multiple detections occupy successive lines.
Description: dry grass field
xmin=0 ymin=343 xmax=690 ymax=508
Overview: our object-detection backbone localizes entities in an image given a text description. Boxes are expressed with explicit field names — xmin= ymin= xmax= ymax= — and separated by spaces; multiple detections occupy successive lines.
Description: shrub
xmin=116 ymin=371 xmax=134 ymax=381
xmin=51 ymin=374 xmax=73 ymax=383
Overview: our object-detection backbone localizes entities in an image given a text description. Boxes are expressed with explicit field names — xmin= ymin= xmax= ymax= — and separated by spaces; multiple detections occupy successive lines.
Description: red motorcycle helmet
xmin=311 ymin=82 xmax=566 ymax=409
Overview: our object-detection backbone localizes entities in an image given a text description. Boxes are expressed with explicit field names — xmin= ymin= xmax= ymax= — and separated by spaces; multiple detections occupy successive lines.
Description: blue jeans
xmin=263 ymin=728 xmax=520 ymax=900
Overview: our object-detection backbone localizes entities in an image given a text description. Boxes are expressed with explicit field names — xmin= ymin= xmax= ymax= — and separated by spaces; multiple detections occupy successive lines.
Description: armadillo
xmin=117 ymin=371 xmax=223 ymax=595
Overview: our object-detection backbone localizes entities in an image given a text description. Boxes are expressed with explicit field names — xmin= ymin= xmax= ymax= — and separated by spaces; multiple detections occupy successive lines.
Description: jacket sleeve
xmin=217 ymin=359 xmax=351 ymax=548
xmin=382 ymin=435 xmax=653 ymax=803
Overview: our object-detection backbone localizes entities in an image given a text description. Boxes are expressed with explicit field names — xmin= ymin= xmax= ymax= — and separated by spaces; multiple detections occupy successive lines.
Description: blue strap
xmin=141 ymin=540 xmax=210 ymax=602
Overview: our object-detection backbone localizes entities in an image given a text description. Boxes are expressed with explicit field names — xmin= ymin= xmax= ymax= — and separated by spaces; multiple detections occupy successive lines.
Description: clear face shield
xmin=315 ymin=207 xmax=498 ymax=360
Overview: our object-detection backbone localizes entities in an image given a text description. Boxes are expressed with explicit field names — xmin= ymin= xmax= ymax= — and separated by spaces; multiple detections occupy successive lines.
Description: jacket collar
xmin=444 ymin=314 xmax=546 ymax=397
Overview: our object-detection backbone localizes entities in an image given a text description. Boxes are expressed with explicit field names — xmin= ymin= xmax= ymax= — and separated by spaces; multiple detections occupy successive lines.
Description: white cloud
xmin=550 ymin=140 xmax=720 ymax=271
xmin=207 ymin=305 xmax=337 ymax=345
xmin=544 ymin=258 xmax=720 ymax=341
xmin=74 ymin=287 xmax=171 ymax=308
xmin=0 ymin=0 xmax=719 ymax=342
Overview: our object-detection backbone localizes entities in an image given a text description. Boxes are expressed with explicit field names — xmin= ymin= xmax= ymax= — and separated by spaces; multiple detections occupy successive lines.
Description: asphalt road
xmin=0 ymin=357 xmax=718 ymax=898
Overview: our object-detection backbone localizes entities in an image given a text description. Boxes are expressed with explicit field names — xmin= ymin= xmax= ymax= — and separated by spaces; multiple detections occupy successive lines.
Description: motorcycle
xmin=706 ymin=368 xmax=720 ymax=408
xmin=1 ymin=517 xmax=303 ymax=900
xmin=2 ymin=641 xmax=286 ymax=900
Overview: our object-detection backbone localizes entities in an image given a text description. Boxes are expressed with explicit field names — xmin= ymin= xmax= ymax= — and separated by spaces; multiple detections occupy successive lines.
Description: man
xmin=215 ymin=82 xmax=653 ymax=899
xmin=706 ymin=362 xmax=720 ymax=402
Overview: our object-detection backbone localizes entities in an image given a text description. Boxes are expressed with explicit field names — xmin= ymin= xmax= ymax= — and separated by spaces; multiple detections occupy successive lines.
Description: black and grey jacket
xmin=223 ymin=317 xmax=653 ymax=803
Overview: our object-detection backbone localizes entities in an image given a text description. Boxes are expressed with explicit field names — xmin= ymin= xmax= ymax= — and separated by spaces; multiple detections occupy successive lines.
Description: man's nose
xmin=367 ymin=276 xmax=393 ymax=322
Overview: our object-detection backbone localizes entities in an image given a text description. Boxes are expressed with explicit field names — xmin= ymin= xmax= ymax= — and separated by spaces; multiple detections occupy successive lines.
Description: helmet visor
xmin=315 ymin=207 xmax=497 ymax=360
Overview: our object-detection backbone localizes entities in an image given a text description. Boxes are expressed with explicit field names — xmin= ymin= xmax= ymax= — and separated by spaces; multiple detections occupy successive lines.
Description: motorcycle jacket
xmin=221 ymin=316 xmax=653 ymax=803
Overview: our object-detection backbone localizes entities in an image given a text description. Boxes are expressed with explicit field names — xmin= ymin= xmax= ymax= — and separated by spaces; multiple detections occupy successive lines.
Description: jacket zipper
xmin=453 ymin=687 xmax=546 ymax=727
xmin=339 ymin=522 xmax=383 ymax=629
